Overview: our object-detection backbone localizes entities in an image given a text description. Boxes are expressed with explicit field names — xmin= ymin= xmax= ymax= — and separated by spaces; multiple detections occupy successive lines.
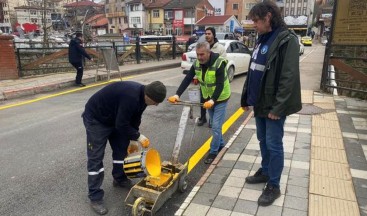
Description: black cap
xmin=205 ymin=27 xmax=216 ymax=38
xmin=145 ymin=81 xmax=167 ymax=103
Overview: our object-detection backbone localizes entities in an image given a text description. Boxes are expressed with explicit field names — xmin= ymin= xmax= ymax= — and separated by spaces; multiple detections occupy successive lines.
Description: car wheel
xmin=227 ymin=66 xmax=235 ymax=82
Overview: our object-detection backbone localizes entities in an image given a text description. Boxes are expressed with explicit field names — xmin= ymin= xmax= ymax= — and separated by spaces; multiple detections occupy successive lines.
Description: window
xmin=124 ymin=17 xmax=128 ymax=23
xmin=233 ymin=3 xmax=239 ymax=10
xmin=285 ymin=8 xmax=289 ymax=16
xmin=304 ymin=0 xmax=307 ymax=2
xmin=303 ymin=7 xmax=307 ymax=15
xmin=30 ymin=10 xmax=36 ymax=15
xmin=174 ymin=10 xmax=183 ymax=20
xmin=165 ymin=10 xmax=173 ymax=19
xmin=153 ymin=9 xmax=159 ymax=18
xmin=108 ymin=18 xmax=112 ymax=24
xmin=290 ymin=8 xmax=294 ymax=15
xmin=131 ymin=17 xmax=141 ymax=24
xmin=105 ymin=0 xmax=109 ymax=4
xmin=184 ymin=10 xmax=193 ymax=18
xmin=119 ymin=17 xmax=121 ymax=24
xmin=130 ymin=4 xmax=139 ymax=11
xmin=297 ymin=7 xmax=301 ymax=15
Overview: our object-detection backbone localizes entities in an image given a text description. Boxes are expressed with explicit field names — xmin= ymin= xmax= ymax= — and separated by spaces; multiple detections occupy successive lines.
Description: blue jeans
xmin=207 ymin=101 xmax=227 ymax=155
xmin=255 ymin=116 xmax=286 ymax=188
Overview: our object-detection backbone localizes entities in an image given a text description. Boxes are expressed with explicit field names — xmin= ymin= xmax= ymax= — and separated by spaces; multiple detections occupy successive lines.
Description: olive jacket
xmin=241 ymin=29 xmax=302 ymax=117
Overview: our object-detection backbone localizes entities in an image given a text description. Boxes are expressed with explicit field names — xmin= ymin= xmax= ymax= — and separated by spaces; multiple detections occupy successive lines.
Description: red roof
xmin=85 ymin=14 xmax=108 ymax=27
xmin=196 ymin=15 xmax=233 ymax=25
xmin=64 ymin=0 xmax=103 ymax=8
xmin=143 ymin=0 xmax=171 ymax=8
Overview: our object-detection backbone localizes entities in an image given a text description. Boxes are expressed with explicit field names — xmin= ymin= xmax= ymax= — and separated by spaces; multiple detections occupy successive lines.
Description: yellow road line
xmin=187 ymin=108 xmax=245 ymax=173
xmin=0 ymin=77 xmax=133 ymax=111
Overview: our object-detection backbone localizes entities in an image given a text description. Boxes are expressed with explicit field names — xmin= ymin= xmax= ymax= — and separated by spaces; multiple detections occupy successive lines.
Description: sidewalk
xmin=0 ymin=59 xmax=180 ymax=101
xmin=175 ymin=45 xmax=367 ymax=216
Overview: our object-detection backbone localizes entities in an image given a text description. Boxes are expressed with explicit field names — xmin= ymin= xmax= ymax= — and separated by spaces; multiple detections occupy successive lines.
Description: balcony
xmin=106 ymin=11 xmax=125 ymax=18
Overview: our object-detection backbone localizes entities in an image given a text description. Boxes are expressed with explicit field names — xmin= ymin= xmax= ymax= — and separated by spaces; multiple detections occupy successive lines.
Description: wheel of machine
xmin=132 ymin=197 xmax=146 ymax=216
xmin=178 ymin=174 xmax=188 ymax=193
xmin=227 ymin=66 xmax=235 ymax=82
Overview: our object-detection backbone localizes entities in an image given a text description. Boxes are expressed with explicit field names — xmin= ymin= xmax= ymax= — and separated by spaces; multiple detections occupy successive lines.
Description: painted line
xmin=186 ymin=107 xmax=245 ymax=173
xmin=0 ymin=77 xmax=136 ymax=111
xmin=300 ymin=47 xmax=317 ymax=62
xmin=0 ymin=67 xmax=178 ymax=111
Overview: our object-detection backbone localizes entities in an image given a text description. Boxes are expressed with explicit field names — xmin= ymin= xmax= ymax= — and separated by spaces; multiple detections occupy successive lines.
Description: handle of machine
xmin=170 ymin=100 xmax=203 ymax=107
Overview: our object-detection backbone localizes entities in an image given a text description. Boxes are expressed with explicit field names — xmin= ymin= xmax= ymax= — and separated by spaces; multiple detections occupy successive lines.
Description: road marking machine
xmin=125 ymin=93 xmax=201 ymax=215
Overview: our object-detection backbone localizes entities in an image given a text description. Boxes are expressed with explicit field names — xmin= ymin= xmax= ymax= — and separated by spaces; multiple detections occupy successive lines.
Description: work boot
xmin=197 ymin=117 xmax=207 ymax=126
xmin=90 ymin=200 xmax=108 ymax=215
xmin=204 ymin=153 xmax=217 ymax=164
xmin=258 ymin=184 xmax=281 ymax=206
xmin=113 ymin=179 xmax=132 ymax=188
xmin=245 ymin=168 xmax=269 ymax=184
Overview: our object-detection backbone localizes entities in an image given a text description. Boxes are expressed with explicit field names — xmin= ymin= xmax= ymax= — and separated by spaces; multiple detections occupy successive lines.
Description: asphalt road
xmin=0 ymin=44 xmax=317 ymax=216
xmin=0 ymin=66 xmax=247 ymax=216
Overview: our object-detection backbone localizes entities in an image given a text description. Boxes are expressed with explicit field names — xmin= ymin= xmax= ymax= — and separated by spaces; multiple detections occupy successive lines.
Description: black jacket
xmin=68 ymin=37 xmax=91 ymax=63
xmin=84 ymin=81 xmax=147 ymax=140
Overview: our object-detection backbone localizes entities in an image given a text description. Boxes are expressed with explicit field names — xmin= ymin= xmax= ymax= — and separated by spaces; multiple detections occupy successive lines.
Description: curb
xmin=1 ymin=62 xmax=180 ymax=101
xmin=174 ymin=111 xmax=254 ymax=215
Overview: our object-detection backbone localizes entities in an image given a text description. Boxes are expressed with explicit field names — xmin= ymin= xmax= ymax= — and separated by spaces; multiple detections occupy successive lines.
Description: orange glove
xmin=127 ymin=141 xmax=140 ymax=154
xmin=138 ymin=134 xmax=150 ymax=148
xmin=168 ymin=95 xmax=180 ymax=103
xmin=203 ymin=99 xmax=214 ymax=109
xmin=193 ymin=78 xmax=199 ymax=85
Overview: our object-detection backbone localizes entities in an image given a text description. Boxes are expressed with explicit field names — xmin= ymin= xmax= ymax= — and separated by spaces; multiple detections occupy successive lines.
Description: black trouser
xmin=200 ymin=90 xmax=207 ymax=120
xmin=71 ymin=62 xmax=83 ymax=84
xmin=83 ymin=113 xmax=129 ymax=202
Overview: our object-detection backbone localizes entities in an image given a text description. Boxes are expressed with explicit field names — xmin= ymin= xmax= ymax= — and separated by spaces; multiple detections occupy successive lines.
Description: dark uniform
xmin=83 ymin=81 xmax=147 ymax=202
xmin=68 ymin=37 xmax=91 ymax=85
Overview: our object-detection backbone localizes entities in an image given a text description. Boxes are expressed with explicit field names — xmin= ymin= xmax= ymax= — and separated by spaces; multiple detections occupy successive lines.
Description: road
xmin=0 ymin=66 xmax=246 ymax=216
xmin=0 ymin=45 xmax=318 ymax=216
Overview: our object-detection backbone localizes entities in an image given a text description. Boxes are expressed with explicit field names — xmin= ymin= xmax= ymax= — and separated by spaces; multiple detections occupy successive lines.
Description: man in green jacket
xmin=241 ymin=2 xmax=302 ymax=206
xmin=169 ymin=41 xmax=231 ymax=164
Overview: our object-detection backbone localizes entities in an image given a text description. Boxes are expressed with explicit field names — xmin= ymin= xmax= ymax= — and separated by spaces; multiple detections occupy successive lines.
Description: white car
xmin=181 ymin=40 xmax=252 ymax=82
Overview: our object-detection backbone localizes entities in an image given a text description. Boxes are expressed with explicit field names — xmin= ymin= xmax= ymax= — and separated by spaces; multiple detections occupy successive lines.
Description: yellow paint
xmin=0 ymin=76 xmax=134 ymax=111
xmin=186 ymin=108 xmax=245 ymax=173
xmin=145 ymin=148 xmax=161 ymax=177
xmin=123 ymin=162 xmax=141 ymax=168
xmin=146 ymin=172 xmax=172 ymax=187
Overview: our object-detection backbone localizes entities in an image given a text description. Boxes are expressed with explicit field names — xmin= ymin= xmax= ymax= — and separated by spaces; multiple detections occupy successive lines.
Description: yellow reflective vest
xmin=193 ymin=57 xmax=231 ymax=101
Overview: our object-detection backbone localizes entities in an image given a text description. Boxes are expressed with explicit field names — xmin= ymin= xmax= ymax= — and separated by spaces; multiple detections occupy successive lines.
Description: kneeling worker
xmin=82 ymin=81 xmax=167 ymax=215
xmin=168 ymin=41 xmax=231 ymax=164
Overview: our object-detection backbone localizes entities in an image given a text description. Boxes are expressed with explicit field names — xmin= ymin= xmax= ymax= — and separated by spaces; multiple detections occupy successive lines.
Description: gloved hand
xmin=193 ymin=78 xmax=199 ymax=85
xmin=168 ymin=95 xmax=180 ymax=103
xmin=127 ymin=141 xmax=140 ymax=154
xmin=138 ymin=134 xmax=150 ymax=148
xmin=203 ymin=99 xmax=214 ymax=109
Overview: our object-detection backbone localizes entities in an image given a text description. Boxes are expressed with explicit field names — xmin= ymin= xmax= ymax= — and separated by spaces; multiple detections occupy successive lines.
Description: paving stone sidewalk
xmin=176 ymin=91 xmax=367 ymax=216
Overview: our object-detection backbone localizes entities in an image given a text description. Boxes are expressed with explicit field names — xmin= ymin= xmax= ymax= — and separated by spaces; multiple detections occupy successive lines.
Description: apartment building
xmin=105 ymin=0 xmax=128 ymax=34
xmin=0 ymin=0 xmax=11 ymax=33
xmin=144 ymin=0 xmax=171 ymax=35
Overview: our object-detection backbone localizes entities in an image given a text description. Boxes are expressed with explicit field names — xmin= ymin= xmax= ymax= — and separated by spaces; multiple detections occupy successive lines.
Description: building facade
xmin=164 ymin=0 xmax=214 ymax=36
xmin=0 ymin=0 xmax=11 ymax=33
xmin=126 ymin=0 xmax=145 ymax=35
xmin=144 ymin=0 xmax=170 ymax=35
xmin=105 ymin=0 xmax=128 ymax=34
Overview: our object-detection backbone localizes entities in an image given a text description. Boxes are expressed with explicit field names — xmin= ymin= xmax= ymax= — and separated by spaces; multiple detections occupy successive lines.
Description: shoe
xmin=258 ymin=184 xmax=281 ymax=206
xmin=245 ymin=168 xmax=269 ymax=184
xmin=112 ymin=179 xmax=132 ymax=188
xmin=90 ymin=200 xmax=108 ymax=215
xmin=197 ymin=117 xmax=207 ymax=126
xmin=204 ymin=153 xmax=217 ymax=164
xmin=76 ymin=83 xmax=86 ymax=87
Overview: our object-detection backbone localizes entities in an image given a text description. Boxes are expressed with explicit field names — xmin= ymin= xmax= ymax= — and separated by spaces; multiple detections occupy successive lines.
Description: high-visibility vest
xmin=194 ymin=57 xmax=231 ymax=101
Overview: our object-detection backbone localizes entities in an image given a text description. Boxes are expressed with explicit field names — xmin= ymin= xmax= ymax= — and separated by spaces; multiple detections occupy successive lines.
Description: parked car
xmin=187 ymin=32 xmax=237 ymax=52
xmin=301 ymin=36 xmax=312 ymax=46
xmin=181 ymin=40 xmax=251 ymax=82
